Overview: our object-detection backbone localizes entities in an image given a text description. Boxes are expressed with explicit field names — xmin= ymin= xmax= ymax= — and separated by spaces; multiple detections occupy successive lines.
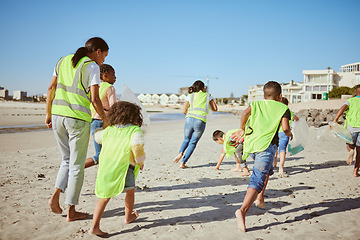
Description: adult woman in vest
xmin=173 ymin=80 xmax=218 ymax=168
xmin=45 ymin=37 xmax=108 ymax=221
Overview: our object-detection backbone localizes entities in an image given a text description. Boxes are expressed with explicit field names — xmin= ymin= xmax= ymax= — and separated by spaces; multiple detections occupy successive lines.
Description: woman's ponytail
xmin=188 ymin=80 xmax=205 ymax=93
xmin=72 ymin=47 xmax=88 ymax=67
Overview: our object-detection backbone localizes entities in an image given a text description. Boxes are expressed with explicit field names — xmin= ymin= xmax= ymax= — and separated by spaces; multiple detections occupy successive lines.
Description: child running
xmin=89 ymin=101 xmax=145 ymax=236
xmin=233 ymin=81 xmax=293 ymax=232
xmin=212 ymin=130 xmax=251 ymax=176
xmin=85 ymin=64 xmax=117 ymax=168
xmin=333 ymin=84 xmax=360 ymax=177
xmin=273 ymin=97 xmax=299 ymax=177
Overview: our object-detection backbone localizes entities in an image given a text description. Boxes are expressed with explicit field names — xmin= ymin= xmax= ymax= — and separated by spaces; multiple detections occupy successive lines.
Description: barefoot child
xmin=273 ymin=97 xmax=299 ymax=177
xmin=333 ymin=84 xmax=360 ymax=177
xmin=89 ymin=101 xmax=145 ymax=236
xmin=233 ymin=81 xmax=292 ymax=232
xmin=212 ymin=130 xmax=251 ymax=176
xmin=85 ymin=64 xmax=117 ymax=168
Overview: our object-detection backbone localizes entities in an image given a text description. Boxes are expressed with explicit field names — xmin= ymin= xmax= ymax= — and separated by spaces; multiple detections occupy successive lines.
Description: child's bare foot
xmin=254 ymin=200 xmax=266 ymax=209
xmin=235 ymin=209 xmax=246 ymax=232
xmin=67 ymin=210 xmax=88 ymax=222
xmin=230 ymin=167 xmax=242 ymax=172
xmin=125 ymin=211 xmax=139 ymax=224
xmin=173 ymin=153 xmax=182 ymax=163
xmin=89 ymin=227 xmax=108 ymax=236
xmin=214 ymin=167 xmax=220 ymax=170
xmin=180 ymin=163 xmax=188 ymax=169
xmin=239 ymin=171 xmax=251 ymax=177
xmin=347 ymin=153 xmax=354 ymax=165
xmin=48 ymin=199 xmax=62 ymax=214
xmin=353 ymin=169 xmax=359 ymax=177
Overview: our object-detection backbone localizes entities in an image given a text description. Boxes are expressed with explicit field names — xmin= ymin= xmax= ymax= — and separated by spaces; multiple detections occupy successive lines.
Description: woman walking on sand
xmin=173 ymin=80 xmax=218 ymax=168
xmin=45 ymin=37 xmax=109 ymax=221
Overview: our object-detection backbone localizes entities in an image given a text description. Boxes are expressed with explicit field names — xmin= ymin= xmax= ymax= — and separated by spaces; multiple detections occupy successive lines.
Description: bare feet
xmin=125 ymin=211 xmax=139 ymax=224
xmin=67 ymin=207 xmax=88 ymax=222
xmin=173 ymin=153 xmax=183 ymax=163
xmin=230 ymin=167 xmax=242 ymax=172
xmin=254 ymin=200 xmax=266 ymax=209
xmin=353 ymin=169 xmax=359 ymax=177
xmin=180 ymin=163 xmax=188 ymax=169
xmin=89 ymin=227 xmax=108 ymax=236
xmin=347 ymin=149 xmax=354 ymax=165
xmin=235 ymin=209 xmax=246 ymax=232
xmin=49 ymin=199 xmax=62 ymax=214
xmin=239 ymin=171 xmax=251 ymax=177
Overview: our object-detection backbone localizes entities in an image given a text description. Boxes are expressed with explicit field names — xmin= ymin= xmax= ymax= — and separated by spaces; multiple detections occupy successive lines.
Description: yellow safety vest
xmin=243 ymin=100 xmax=288 ymax=160
xmin=95 ymin=125 xmax=142 ymax=198
xmin=52 ymin=54 xmax=94 ymax=122
xmin=186 ymin=91 xmax=210 ymax=123
xmin=345 ymin=96 xmax=360 ymax=128
xmin=90 ymin=81 xmax=112 ymax=117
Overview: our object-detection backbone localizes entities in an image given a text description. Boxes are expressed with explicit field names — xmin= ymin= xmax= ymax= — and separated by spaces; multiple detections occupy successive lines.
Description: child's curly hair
xmin=108 ymin=101 xmax=143 ymax=127
xmin=100 ymin=64 xmax=114 ymax=80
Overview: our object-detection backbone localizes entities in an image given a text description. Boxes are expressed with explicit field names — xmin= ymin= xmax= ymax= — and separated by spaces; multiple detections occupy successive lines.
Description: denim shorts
xmin=349 ymin=131 xmax=360 ymax=147
xmin=278 ymin=132 xmax=290 ymax=153
xmin=123 ymin=167 xmax=135 ymax=192
xmin=248 ymin=144 xmax=277 ymax=193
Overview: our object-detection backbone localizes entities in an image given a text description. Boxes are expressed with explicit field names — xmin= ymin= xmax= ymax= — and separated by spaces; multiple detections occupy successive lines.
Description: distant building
xmin=13 ymin=90 xmax=27 ymax=101
xmin=248 ymin=62 xmax=359 ymax=103
xmin=0 ymin=86 xmax=9 ymax=99
xmin=179 ymin=87 xmax=188 ymax=95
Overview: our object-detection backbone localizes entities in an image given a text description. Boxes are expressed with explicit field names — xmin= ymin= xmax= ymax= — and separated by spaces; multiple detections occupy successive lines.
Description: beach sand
xmin=0 ymin=101 xmax=359 ymax=240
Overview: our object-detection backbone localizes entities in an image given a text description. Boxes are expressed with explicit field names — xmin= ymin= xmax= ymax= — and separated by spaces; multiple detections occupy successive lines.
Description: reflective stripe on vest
xmin=242 ymin=100 xmax=288 ymax=160
xmin=186 ymin=92 xmax=209 ymax=121
xmin=52 ymin=54 xmax=94 ymax=122
xmin=345 ymin=96 xmax=360 ymax=128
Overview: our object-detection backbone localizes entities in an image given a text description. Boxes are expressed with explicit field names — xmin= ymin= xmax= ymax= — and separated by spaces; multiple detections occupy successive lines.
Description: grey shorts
xmin=123 ymin=167 xmax=136 ymax=192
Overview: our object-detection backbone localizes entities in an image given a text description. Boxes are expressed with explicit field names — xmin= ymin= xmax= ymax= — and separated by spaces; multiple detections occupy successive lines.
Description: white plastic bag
xmin=328 ymin=122 xmax=353 ymax=144
xmin=287 ymin=118 xmax=309 ymax=155
xmin=120 ymin=84 xmax=150 ymax=135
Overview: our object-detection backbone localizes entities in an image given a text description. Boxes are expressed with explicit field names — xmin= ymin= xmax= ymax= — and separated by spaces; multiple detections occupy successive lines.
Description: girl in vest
xmin=273 ymin=97 xmax=299 ymax=177
xmin=46 ymin=37 xmax=109 ymax=221
xmin=89 ymin=101 xmax=145 ymax=236
xmin=333 ymin=84 xmax=360 ymax=177
xmin=85 ymin=64 xmax=117 ymax=168
xmin=173 ymin=80 xmax=218 ymax=168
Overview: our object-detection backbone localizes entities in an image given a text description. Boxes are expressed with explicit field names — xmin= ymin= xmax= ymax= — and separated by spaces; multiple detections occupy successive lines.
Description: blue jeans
xmin=248 ymin=144 xmax=277 ymax=193
xmin=278 ymin=132 xmax=290 ymax=153
xmin=90 ymin=119 xmax=104 ymax=164
xmin=179 ymin=117 xmax=206 ymax=164
xmin=349 ymin=131 xmax=360 ymax=147
xmin=52 ymin=115 xmax=90 ymax=205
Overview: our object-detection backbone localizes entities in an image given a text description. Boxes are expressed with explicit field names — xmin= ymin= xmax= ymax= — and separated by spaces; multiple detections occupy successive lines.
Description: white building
xmin=13 ymin=90 xmax=27 ymax=101
xmin=337 ymin=62 xmax=360 ymax=87
xmin=159 ymin=94 xmax=169 ymax=105
xmin=169 ymin=94 xmax=179 ymax=105
xmin=302 ymin=69 xmax=336 ymax=101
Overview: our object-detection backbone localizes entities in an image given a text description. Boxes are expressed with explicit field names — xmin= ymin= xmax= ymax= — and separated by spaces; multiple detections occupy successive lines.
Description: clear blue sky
xmin=0 ymin=0 xmax=359 ymax=98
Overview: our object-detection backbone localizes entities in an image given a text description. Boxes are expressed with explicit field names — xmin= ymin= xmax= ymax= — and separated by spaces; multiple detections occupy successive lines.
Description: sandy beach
xmin=0 ymin=100 xmax=359 ymax=240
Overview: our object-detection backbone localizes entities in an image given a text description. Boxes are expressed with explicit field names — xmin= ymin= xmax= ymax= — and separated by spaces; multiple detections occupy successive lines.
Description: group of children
xmin=52 ymin=66 xmax=360 ymax=235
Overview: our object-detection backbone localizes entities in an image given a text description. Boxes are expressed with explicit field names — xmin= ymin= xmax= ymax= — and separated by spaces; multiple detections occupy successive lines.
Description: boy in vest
xmin=212 ymin=130 xmax=251 ymax=176
xmin=233 ymin=81 xmax=293 ymax=232
xmin=333 ymin=84 xmax=360 ymax=177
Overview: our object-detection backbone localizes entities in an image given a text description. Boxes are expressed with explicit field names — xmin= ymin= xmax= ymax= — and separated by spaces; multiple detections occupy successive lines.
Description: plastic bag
xmin=287 ymin=118 xmax=309 ymax=155
xmin=328 ymin=122 xmax=353 ymax=144
xmin=120 ymin=84 xmax=150 ymax=135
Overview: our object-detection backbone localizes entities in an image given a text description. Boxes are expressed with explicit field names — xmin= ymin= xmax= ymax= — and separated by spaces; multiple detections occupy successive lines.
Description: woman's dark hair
xmin=188 ymin=80 xmax=205 ymax=94
xmin=108 ymin=101 xmax=143 ymax=127
xmin=72 ymin=37 xmax=109 ymax=67
xmin=100 ymin=64 xmax=114 ymax=80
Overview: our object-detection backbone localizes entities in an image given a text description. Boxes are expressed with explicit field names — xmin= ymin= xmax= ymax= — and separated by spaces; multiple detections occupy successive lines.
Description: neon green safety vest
xmin=279 ymin=110 xmax=294 ymax=132
xmin=223 ymin=129 xmax=238 ymax=158
xmin=186 ymin=91 xmax=210 ymax=123
xmin=345 ymin=96 xmax=360 ymax=128
xmin=90 ymin=81 xmax=112 ymax=116
xmin=52 ymin=54 xmax=95 ymax=122
xmin=242 ymin=100 xmax=288 ymax=160
xmin=95 ymin=125 xmax=142 ymax=199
